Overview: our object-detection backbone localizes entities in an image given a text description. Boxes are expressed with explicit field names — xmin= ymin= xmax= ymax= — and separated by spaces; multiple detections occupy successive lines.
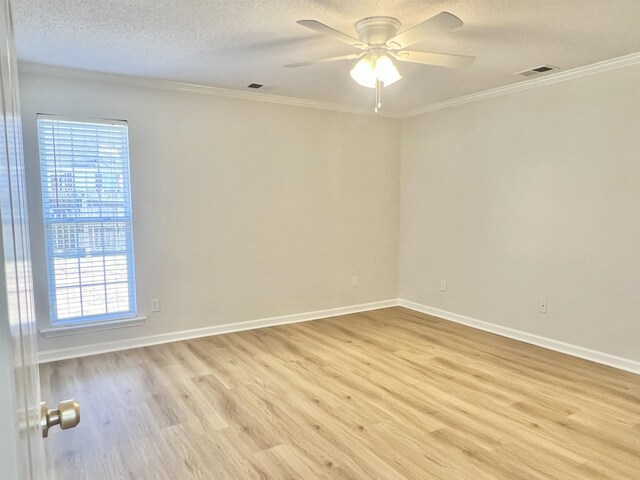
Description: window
xmin=38 ymin=115 xmax=137 ymax=325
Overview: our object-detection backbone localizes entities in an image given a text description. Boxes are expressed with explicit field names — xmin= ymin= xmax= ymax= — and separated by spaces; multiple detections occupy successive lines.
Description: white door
xmin=0 ymin=0 xmax=45 ymax=478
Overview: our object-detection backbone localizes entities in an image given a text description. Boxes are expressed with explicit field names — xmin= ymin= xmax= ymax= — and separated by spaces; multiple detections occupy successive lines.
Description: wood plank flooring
xmin=40 ymin=307 xmax=640 ymax=479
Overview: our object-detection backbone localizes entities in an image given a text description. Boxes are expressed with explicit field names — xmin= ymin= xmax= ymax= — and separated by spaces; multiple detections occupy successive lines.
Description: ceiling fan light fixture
xmin=350 ymin=57 xmax=377 ymax=88
xmin=350 ymin=55 xmax=402 ymax=89
xmin=289 ymin=12 xmax=475 ymax=112
xmin=375 ymin=55 xmax=402 ymax=86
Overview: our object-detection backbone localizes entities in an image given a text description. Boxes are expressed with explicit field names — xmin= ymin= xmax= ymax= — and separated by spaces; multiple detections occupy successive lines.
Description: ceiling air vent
xmin=515 ymin=65 xmax=559 ymax=77
xmin=247 ymin=83 xmax=263 ymax=89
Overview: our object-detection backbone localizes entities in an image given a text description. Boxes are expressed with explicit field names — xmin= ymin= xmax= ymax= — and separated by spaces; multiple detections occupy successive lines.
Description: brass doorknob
xmin=41 ymin=399 xmax=80 ymax=438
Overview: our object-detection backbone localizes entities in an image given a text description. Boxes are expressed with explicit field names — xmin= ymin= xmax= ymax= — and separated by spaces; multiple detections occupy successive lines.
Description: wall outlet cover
xmin=151 ymin=298 xmax=161 ymax=312
xmin=539 ymin=300 xmax=548 ymax=313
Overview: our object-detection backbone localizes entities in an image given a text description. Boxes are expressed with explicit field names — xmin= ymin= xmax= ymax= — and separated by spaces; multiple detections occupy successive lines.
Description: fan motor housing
xmin=354 ymin=16 xmax=401 ymax=46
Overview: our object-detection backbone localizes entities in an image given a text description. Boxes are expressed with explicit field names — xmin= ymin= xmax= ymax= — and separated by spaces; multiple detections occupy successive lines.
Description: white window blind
xmin=38 ymin=115 xmax=137 ymax=324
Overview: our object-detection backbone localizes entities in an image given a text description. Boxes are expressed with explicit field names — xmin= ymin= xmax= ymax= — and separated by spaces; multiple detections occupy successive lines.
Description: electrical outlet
xmin=151 ymin=298 xmax=161 ymax=313
xmin=440 ymin=280 xmax=447 ymax=292
xmin=539 ymin=300 xmax=548 ymax=313
xmin=352 ymin=276 xmax=359 ymax=287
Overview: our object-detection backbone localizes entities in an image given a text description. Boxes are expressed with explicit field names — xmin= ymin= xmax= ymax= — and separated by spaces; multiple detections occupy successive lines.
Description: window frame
xmin=37 ymin=114 xmax=138 ymax=326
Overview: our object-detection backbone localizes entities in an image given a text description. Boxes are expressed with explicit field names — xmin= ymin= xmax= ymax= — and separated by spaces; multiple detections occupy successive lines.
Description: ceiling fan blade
xmin=394 ymin=50 xmax=475 ymax=68
xmin=285 ymin=53 xmax=365 ymax=68
xmin=387 ymin=12 xmax=463 ymax=49
xmin=297 ymin=20 xmax=367 ymax=50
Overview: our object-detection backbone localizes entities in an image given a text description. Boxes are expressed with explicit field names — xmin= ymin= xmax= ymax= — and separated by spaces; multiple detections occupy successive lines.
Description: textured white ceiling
xmin=12 ymin=1 xmax=640 ymax=114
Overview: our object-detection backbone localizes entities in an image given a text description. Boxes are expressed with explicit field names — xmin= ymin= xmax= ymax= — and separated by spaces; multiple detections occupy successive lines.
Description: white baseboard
xmin=398 ymin=299 xmax=640 ymax=375
xmin=37 ymin=299 xmax=400 ymax=363
xmin=39 ymin=298 xmax=640 ymax=375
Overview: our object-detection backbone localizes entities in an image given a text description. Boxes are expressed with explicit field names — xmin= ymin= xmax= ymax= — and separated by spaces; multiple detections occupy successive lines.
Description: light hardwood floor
xmin=40 ymin=307 xmax=640 ymax=479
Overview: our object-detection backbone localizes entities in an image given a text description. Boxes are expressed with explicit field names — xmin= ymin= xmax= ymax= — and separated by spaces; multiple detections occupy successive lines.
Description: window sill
xmin=40 ymin=316 xmax=147 ymax=338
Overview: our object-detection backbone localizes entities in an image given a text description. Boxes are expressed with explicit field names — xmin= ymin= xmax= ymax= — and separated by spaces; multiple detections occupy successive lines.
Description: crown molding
xmin=19 ymin=50 xmax=640 ymax=119
xmin=400 ymin=51 xmax=640 ymax=118
xmin=18 ymin=62 xmax=400 ymax=118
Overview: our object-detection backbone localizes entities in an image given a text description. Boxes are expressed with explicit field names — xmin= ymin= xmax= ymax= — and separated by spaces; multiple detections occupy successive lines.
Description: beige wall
xmin=22 ymin=61 xmax=640 ymax=364
xmin=400 ymin=63 xmax=640 ymax=362
xmin=20 ymin=73 xmax=401 ymax=354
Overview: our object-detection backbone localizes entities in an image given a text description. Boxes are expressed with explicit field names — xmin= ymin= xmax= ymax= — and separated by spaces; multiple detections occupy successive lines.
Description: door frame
xmin=0 ymin=0 xmax=46 ymax=478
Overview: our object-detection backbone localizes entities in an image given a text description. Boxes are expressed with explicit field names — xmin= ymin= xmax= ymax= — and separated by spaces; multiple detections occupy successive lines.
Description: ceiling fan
xmin=285 ymin=12 xmax=475 ymax=112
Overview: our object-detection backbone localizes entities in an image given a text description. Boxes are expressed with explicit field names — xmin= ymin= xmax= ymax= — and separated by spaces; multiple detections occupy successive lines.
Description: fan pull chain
xmin=374 ymin=79 xmax=382 ymax=113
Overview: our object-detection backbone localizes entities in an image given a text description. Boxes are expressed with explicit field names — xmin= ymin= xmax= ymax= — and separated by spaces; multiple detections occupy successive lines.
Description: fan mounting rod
xmin=354 ymin=16 xmax=401 ymax=47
